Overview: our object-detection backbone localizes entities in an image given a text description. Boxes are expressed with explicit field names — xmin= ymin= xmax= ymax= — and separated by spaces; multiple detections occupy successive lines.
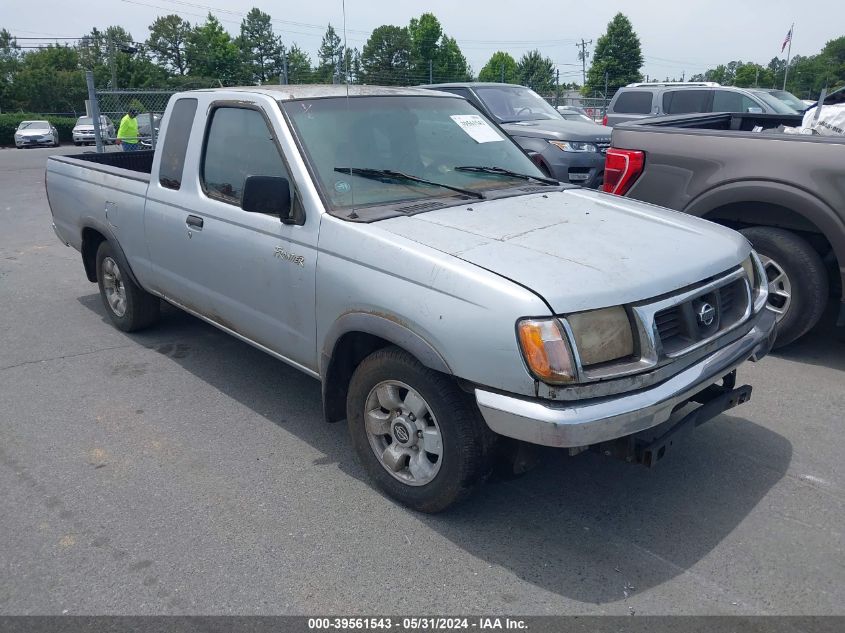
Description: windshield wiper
xmin=454 ymin=165 xmax=559 ymax=186
xmin=334 ymin=167 xmax=484 ymax=200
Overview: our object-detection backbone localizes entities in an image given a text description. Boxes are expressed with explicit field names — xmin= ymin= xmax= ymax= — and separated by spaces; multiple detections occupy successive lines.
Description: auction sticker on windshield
xmin=450 ymin=114 xmax=503 ymax=143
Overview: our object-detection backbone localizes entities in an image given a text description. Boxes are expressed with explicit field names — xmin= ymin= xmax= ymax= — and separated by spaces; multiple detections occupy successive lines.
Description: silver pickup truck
xmin=46 ymin=86 xmax=776 ymax=512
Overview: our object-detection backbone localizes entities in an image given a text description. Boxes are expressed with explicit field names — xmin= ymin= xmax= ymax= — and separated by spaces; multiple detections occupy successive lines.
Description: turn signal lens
xmin=517 ymin=319 xmax=577 ymax=384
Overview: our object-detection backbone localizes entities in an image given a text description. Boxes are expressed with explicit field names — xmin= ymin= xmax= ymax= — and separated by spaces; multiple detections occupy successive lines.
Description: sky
xmin=3 ymin=0 xmax=842 ymax=83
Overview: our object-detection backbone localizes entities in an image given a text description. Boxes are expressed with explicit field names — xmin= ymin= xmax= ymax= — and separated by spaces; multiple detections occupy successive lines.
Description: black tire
xmin=347 ymin=346 xmax=495 ymax=513
xmin=95 ymin=241 xmax=160 ymax=332
xmin=741 ymin=226 xmax=828 ymax=347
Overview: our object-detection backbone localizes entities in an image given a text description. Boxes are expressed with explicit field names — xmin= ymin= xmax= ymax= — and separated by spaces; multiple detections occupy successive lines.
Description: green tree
xmin=0 ymin=29 xmax=22 ymax=109
xmin=408 ymin=12 xmax=442 ymax=73
xmin=315 ymin=24 xmax=343 ymax=83
xmin=734 ymin=62 xmax=771 ymax=88
xmin=147 ymin=15 xmax=191 ymax=75
xmin=584 ymin=13 xmax=643 ymax=96
xmin=285 ymin=43 xmax=313 ymax=84
xmin=819 ymin=36 xmax=845 ymax=90
xmin=186 ymin=14 xmax=242 ymax=85
xmin=434 ymin=35 xmax=470 ymax=82
xmin=478 ymin=51 xmax=518 ymax=83
xmin=238 ymin=8 xmax=282 ymax=83
xmin=360 ymin=25 xmax=411 ymax=85
xmin=9 ymin=45 xmax=87 ymax=114
xmin=517 ymin=50 xmax=555 ymax=92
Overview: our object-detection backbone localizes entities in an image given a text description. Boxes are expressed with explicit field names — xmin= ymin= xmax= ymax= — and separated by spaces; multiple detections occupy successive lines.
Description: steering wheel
xmin=515 ymin=106 xmax=531 ymax=117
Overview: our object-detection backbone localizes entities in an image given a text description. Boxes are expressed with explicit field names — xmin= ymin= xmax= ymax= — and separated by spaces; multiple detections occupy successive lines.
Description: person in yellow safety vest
xmin=116 ymin=108 xmax=140 ymax=151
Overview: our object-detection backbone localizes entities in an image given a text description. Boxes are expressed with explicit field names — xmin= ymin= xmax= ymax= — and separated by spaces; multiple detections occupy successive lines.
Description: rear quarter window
xmin=611 ymin=91 xmax=653 ymax=114
xmin=158 ymin=98 xmax=198 ymax=190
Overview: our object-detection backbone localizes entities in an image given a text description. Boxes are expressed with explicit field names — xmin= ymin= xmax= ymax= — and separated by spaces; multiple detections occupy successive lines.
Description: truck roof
xmin=190 ymin=84 xmax=457 ymax=100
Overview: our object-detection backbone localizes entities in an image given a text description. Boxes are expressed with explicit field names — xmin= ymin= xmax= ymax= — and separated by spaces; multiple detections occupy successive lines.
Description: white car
xmin=72 ymin=115 xmax=115 ymax=145
xmin=15 ymin=120 xmax=60 ymax=149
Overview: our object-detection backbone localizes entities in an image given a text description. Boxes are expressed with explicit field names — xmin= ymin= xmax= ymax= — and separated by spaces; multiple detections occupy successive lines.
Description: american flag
xmin=781 ymin=25 xmax=793 ymax=53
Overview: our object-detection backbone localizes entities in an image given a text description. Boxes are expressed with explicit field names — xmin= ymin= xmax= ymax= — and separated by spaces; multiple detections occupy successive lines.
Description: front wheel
xmin=347 ymin=347 xmax=494 ymax=513
xmin=95 ymin=241 xmax=160 ymax=332
xmin=741 ymin=227 xmax=828 ymax=347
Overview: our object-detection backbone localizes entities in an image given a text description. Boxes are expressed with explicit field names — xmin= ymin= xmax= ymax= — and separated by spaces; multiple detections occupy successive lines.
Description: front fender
xmin=320 ymin=311 xmax=451 ymax=379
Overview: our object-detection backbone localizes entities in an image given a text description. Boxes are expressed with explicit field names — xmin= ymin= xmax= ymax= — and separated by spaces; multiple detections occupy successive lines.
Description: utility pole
xmin=109 ymin=37 xmax=117 ymax=89
xmin=500 ymin=62 xmax=504 ymax=83
xmin=555 ymin=68 xmax=560 ymax=107
xmin=755 ymin=67 xmax=760 ymax=87
xmin=429 ymin=59 xmax=433 ymax=84
xmin=576 ymin=39 xmax=592 ymax=86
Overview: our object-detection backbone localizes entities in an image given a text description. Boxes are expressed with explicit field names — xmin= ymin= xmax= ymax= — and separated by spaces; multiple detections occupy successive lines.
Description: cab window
xmin=201 ymin=106 xmax=291 ymax=206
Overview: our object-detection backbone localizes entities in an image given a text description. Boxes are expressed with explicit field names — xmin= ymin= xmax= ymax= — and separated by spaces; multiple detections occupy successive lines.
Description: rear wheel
xmin=740 ymin=227 xmax=828 ymax=347
xmin=347 ymin=347 xmax=494 ymax=513
xmin=95 ymin=241 xmax=160 ymax=332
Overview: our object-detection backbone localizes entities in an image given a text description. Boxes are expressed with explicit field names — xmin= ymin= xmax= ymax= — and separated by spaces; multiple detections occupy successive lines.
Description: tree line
xmin=0 ymin=8 xmax=594 ymax=116
xmin=14 ymin=11 xmax=844 ymax=117
xmin=687 ymin=37 xmax=845 ymax=98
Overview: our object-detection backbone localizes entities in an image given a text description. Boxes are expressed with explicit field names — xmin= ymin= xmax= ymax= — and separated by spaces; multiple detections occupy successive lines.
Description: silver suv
xmin=605 ymin=82 xmax=798 ymax=126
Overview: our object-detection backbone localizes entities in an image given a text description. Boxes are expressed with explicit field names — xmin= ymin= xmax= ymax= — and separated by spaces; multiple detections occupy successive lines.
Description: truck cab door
xmin=145 ymin=97 xmax=320 ymax=374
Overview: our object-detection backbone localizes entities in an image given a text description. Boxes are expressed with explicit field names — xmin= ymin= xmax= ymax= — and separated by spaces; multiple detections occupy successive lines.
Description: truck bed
xmin=64 ymin=149 xmax=155 ymax=175
xmin=618 ymin=112 xmax=843 ymax=144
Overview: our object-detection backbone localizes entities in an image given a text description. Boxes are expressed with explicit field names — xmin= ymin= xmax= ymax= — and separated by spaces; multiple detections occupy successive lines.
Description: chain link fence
xmin=84 ymin=70 xmax=611 ymax=152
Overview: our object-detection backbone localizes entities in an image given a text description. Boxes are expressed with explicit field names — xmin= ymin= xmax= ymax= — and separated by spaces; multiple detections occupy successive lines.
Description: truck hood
xmin=377 ymin=189 xmax=749 ymax=314
xmin=501 ymin=118 xmax=611 ymax=143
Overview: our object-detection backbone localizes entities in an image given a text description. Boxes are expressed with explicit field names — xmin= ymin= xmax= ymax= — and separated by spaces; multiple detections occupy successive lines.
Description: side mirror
xmin=746 ymin=107 xmax=764 ymax=114
xmin=241 ymin=175 xmax=295 ymax=223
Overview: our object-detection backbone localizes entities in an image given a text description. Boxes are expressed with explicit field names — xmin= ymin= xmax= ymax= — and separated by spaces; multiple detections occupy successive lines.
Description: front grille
xmin=654 ymin=277 xmax=750 ymax=357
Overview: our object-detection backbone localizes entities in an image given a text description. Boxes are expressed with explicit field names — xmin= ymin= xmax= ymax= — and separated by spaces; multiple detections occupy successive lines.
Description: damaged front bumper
xmin=475 ymin=308 xmax=776 ymax=449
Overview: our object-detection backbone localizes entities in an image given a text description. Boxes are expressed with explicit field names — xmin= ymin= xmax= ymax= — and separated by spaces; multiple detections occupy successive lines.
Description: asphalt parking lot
xmin=1 ymin=145 xmax=843 ymax=616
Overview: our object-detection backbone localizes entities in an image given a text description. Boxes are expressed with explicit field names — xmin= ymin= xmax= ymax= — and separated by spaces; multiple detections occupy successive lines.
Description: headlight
xmin=565 ymin=306 xmax=634 ymax=366
xmin=549 ymin=140 xmax=598 ymax=153
xmin=517 ymin=318 xmax=577 ymax=384
xmin=742 ymin=251 xmax=768 ymax=313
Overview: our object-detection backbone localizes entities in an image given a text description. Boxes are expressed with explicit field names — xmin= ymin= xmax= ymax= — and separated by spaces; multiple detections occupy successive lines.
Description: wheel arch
xmin=80 ymin=224 xmax=141 ymax=288
xmin=320 ymin=313 xmax=453 ymax=423
xmin=686 ymin=180 xmax=844 ymax=292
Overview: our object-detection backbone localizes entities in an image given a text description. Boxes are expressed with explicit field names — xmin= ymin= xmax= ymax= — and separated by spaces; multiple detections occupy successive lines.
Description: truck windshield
xmin=282 ymin=96 xmax=547 ymax=214
xmin=764 ymin=90 xmax=806 ymax=111
xmin=473 ymin=85 xmax=562 ymax=123
xmin=752 ymin=90 xmax=799 ymax=114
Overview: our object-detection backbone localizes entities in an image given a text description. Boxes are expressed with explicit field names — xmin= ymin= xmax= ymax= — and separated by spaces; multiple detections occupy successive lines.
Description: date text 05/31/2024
xmin=307 ymin=617 xmax=528 ymax=630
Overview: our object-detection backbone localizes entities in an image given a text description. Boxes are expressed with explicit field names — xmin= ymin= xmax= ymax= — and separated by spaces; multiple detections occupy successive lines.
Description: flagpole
xmin=783 ymin=22 xmax=794 ymax=91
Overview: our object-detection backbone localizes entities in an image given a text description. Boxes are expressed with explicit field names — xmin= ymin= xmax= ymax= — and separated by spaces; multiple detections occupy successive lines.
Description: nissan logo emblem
xmin=697 ymin=303 xmax=717 ymax=327
xmin=393 ymin=423 xmax=410 ymax=444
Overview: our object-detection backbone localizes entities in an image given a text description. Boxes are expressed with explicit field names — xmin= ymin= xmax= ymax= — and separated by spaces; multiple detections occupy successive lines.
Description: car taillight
xmin=602 ymin=115 xmax=608 ymax=127
xmin=602 ymin=148 xmax=644 ymax=196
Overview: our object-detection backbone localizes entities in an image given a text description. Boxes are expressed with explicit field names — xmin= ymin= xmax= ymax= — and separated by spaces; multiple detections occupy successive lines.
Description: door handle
xmin=186 ymin=215 xmax=204 ymax=230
